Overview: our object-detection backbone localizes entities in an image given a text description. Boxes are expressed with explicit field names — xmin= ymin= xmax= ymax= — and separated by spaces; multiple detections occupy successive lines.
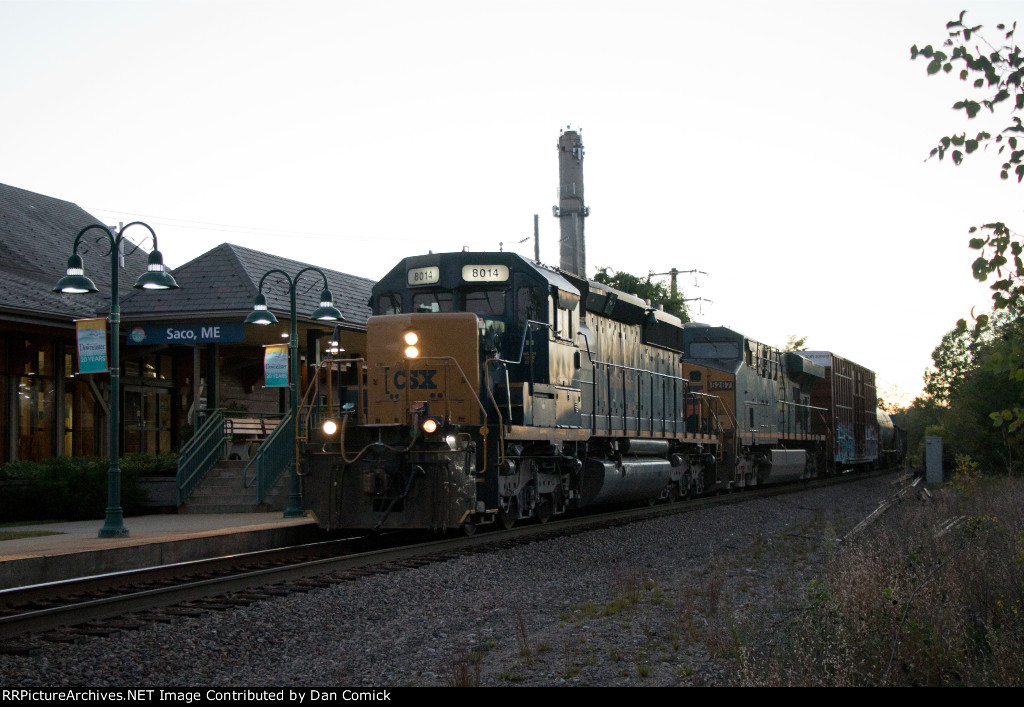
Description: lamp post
xmin=244 ymin=267 xmax=343 ymax=517
xmin=54 ymin=221 xmax=179 ymax=538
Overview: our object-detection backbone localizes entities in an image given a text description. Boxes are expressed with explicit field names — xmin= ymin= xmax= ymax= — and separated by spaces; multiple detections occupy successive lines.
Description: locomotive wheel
xmin=536 ymin=497 xmax=552 ymax=524
xmin=499 ymin=498 xmax=517 ymax=530
xmin=463 ymin=522 xmax=477 ymax=536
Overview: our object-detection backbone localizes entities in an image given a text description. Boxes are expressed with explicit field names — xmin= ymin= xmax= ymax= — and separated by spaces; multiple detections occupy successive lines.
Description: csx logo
xmin=386 ymin=369 xmax=439 ymax=392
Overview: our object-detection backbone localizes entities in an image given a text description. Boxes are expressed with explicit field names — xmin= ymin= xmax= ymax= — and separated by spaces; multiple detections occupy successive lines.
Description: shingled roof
xmin=119 ymin=242 xmax=373 ymax=330
xmin=0 ymin=183 xmax=151 ymax=324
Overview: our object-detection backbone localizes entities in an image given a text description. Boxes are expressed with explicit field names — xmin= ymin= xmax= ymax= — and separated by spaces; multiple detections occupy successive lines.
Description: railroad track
xmin=0 ymin=469 xmax=901 ymax=649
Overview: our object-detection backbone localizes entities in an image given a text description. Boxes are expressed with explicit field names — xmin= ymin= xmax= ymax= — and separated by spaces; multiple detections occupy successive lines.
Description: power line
xmin=82 ymin=205 xmax=505 ymax=249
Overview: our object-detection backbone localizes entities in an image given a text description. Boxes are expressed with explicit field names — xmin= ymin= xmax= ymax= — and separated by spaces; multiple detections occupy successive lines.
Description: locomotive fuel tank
xmin=766 ymin=449 xmax=809 ymax=483
xmin=580 ymin=455 xmax=675 ymax=506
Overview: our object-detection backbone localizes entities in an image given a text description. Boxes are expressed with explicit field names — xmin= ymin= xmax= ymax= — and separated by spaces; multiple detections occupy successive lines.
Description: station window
xmin=0 ymin=343 xmax=6 ymax=462
xmin=18 ymin=337 xmax=55 ymax=459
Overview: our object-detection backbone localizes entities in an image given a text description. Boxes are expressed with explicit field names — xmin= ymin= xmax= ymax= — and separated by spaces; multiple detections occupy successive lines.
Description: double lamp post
xmin=244 ymin=267 xmax=343 ymax=517
xmin=54 ymin=222 xmax=179 ymax=538
xmin=54 ymin=225 xmax=342 ymax=532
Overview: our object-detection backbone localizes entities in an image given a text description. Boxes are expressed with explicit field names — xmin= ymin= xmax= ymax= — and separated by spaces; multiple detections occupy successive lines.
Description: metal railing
xmin=242 ymin=410 xmax=294 ymax=503
xmin=175 ymin=409 xmax=225 ymax=506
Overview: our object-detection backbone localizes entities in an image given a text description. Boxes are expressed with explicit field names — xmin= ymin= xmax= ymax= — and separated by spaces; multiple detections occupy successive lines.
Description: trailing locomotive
xmin=303 ymin=250 xmax=880 ymax=534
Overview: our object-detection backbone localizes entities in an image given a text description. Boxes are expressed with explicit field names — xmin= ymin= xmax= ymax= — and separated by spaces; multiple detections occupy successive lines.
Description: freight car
xmin=301 ymin=251 xmax=875 ymax=534
xmin=802 ymin=351 xmax=880 ymax=472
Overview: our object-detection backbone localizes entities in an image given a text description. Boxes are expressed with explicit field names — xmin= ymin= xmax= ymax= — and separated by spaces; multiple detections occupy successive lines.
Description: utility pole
xmin=534 ymin=214 xmax=540 ymax=264
xmin=649 ymin=268 xmax=708 ymax=300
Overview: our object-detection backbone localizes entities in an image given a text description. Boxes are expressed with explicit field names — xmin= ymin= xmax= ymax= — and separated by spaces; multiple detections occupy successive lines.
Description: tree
xmin=783 ymin=334 xmax=809 ymax=351
xmin=592 ymin=267 xmax=690 ymax=322
xmin=918 ymin=311 xmax=1024 ymax=473
xmin=922 ymin=318 xmax=984 ymax=404
xmin=913 ymin=11 xmax=1024 ymax=436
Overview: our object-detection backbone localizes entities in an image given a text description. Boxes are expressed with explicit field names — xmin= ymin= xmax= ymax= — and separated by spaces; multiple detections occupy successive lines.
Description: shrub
xmin=737 ymin=477 xmax=1024 ymax=686
xmin=0 ymin=454 xmax=174 ymax=522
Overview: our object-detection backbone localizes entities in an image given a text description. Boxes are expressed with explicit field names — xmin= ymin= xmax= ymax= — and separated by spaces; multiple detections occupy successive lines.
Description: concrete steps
xmin=179 ymin=460 xmax=291 ymax=514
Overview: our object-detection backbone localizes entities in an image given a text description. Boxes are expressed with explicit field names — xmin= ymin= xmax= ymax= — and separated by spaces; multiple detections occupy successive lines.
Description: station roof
xmin=120 ymin=242 xmax=373 ymax=330
xmin=0 ymin=183 xmax=151 ymax=325
xmin=0 ymin=183 xmax=373 ymax=332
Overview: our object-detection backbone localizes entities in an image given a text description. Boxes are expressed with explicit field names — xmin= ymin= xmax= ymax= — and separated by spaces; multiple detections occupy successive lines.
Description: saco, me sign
xmin=126 ymin=322 xmax=246 ymax=346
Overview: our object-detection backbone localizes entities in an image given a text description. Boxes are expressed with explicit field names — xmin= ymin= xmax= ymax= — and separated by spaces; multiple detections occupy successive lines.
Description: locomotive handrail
xmin=484 ymin=319 xmax=554 ymax=465
xmin=298 ymin=356 xmax=366 ymax=437
xmin=776 ymin=399 xmax=828 ymax=441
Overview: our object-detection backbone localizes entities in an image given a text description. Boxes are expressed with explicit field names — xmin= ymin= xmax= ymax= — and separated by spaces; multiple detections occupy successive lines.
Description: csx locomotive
xmin=303 ymin=250 xmax=880 ymax=533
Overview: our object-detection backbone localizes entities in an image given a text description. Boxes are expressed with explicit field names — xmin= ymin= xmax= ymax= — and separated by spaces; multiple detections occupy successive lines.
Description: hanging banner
xmin=264 ymin=344 xmax=289 ymax=388
xmin=75 ymin=318 xmax=108 ymax=374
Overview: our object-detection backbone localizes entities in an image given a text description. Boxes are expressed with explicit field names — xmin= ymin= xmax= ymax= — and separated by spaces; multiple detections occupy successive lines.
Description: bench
xmin=223 ymin=417 xmax=283 ymax=460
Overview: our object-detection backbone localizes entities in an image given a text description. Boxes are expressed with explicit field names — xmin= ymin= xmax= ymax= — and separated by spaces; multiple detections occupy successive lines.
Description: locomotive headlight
xmin=404 ymin=346 xmax=420 ymax=358
xmin=422 ymin=418 xmax=439 ymax=434
xmin=403 ymin=332 xmax=419 ymax=345
xmin=322 ymin=419 xmax=338 ymax=436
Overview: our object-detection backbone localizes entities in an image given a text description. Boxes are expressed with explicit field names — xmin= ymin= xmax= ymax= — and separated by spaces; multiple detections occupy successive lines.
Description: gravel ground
xmin=0 ymin=475 xmax=903 ymax=687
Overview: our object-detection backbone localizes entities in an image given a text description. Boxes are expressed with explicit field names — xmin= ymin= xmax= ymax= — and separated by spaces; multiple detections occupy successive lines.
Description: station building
xmin=0 ymin=183 xmax=373 ymax=464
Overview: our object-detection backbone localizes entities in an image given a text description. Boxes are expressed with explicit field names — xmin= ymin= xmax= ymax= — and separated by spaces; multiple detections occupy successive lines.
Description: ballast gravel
xmin=0 ymin=476 xmax=903 ymax=687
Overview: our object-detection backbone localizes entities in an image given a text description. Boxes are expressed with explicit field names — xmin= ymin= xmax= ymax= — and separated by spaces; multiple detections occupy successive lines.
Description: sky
xmin=2 ymin=0 xmax=1021 ymax=406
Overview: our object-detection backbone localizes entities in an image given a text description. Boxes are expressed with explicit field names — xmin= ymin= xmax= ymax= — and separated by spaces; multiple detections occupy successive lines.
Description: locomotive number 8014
xmin=303 ymin=250 xmax=894 ymax=534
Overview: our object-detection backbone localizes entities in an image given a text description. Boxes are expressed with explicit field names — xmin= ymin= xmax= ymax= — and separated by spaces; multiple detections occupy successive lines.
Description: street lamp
xmin=54 ymin=221 xmax=179 ymax=538
xmin=245 ymin=267 xmax=343 ymax=517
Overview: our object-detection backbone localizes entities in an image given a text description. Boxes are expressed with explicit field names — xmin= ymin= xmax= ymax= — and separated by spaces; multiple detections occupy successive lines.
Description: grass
xmin=0 ymin=530 xmax=63 ymax=542
xmin=0 ymin=521 xmax=65 ymax=542
xmin=460 ymin=470 xmax=1023 ymax=686
xmin=728 ymin=470 xmax=1024 ymax=686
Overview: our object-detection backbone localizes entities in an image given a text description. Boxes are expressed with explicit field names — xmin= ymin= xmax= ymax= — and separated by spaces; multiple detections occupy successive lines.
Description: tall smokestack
xmin=553 ymin=127 xmax=588 ymax=277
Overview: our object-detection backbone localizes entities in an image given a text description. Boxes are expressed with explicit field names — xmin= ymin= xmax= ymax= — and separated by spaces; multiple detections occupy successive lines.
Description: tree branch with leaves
xmin=912 ymin=11 xmax=1023 ymax=315
xmin=913 ymin=12 xmax=1024 ymax=446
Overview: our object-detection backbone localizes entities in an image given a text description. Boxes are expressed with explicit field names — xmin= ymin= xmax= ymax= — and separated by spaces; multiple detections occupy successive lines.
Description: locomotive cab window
xmin=552 ymin=288 xmax=579 ymax=340
xmin=688 ymin=341 xmax=740 ymax=360
xmin=412 ymin=291 xmax=454 ymax=313
xmin=377 ymin=293 xmax=402 ymax=315
xmin=516 ymin=286 xmax=545 ymax=331
xmin=465 ymin=288 xmax=508 ymax=346
xmin=463 ymin=288 xmax=505 ymax=317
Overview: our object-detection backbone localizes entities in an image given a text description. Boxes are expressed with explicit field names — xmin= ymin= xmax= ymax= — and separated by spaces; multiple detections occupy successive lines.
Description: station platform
xmin=0 ymin=513 xmax=322 ymax=591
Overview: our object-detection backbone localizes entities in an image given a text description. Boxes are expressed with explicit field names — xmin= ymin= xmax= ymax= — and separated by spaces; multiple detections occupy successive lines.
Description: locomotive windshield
xmin=464 ymin=288 xmax=505 ymax=317
xmin=377 ymin=293 xmax=402 ymax=315
xmin=412 ymin=291 xmax=455 ymax=313
xmin=689 ymin=341 xmax=740 ymax=360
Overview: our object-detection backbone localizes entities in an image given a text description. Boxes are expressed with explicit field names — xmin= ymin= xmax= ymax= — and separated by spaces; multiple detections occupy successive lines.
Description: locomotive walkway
xmin=0 ymin=513 xmax=319 ymax=590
